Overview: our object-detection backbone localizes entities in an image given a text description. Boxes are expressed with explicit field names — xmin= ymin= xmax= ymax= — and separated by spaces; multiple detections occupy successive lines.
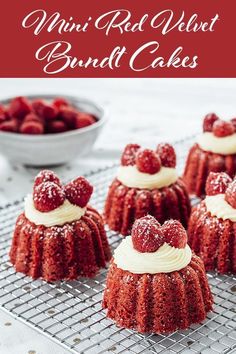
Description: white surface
xmin=0 ymin=78 xmax=236 ymax=354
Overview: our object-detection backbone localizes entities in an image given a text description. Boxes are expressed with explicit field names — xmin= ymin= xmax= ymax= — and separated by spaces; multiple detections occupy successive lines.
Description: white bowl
xmin=0 ymin=94 xmax=107 ymax=166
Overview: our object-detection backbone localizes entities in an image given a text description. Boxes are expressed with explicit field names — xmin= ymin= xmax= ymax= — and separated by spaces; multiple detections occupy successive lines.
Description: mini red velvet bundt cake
xmin=103 ymin=215 xmax=213 ymax=333
xmin=104 ymin=143 xmax=191 ymax=236
xmin=183 ymin=114 xmax=236 ymax=197
xmin=188 ymin=172 xmax=236 ymax=274
xmin=9 ymin=170 xmax=111 ymax=281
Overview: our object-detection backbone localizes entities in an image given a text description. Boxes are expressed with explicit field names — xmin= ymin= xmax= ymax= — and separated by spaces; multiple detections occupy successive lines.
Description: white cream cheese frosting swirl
xmin=117 ymin=165 xmax=178 ymax=190
xmin=198 ymin=132 xmax=236 ymax=155
xmin=113 ymin=236 xmax=192 ymax=274
xmin=24 ymin=194 xmax=86 ymax=227
xmin=205 ymin=194 xmax=236 ymax=222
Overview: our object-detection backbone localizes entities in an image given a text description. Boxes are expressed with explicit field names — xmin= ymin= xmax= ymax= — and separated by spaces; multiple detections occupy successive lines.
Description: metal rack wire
xmin=0 ymin=137 xmax=236 ymax=353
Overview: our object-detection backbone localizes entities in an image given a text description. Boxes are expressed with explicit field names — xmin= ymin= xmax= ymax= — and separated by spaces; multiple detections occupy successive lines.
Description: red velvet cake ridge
xmin=205 ymin=172 xmax=232 ymax=196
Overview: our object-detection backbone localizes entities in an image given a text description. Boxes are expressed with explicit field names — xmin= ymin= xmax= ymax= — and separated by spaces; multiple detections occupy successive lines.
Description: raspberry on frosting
xmin=203 ymin=113 xmax=219 ymax=132
xmin=121 ymin=144 xmax=141 ymax=166
xmin=34 ymin=170 xmax=61 ymax=189
xmin=162 ymin=220 xmax=187 ymax=249
xmin=205 ymin=172 xmax=232 ymax=196
xmin=212 ymin=119 xmax=235 ymax=137
xmin=156 ymin=143 xmax=176 ymax=168
xmin=136 ymin=149 xmax=161 ymax=174
xmin=64 ymin=176 xmax=93 ymax=208
xmin=225 ymin=180 xmax=236 ymax=209
xmin=132 ymin=215 xmax=164 ymax=253
xmin=33 ymin=181 xmax=65 ymax=212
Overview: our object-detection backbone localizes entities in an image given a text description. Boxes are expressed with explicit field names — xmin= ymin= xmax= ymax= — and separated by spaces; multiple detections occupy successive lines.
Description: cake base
xmin=104 ymin=178 xmax=191 ymax=236
xmin=103 ymin=255 xmax=213 ymax=334
xmin=10 ymin=206 xmax=112 ymax=281
xmin=188 ymin=202 xmax=236 ymax=274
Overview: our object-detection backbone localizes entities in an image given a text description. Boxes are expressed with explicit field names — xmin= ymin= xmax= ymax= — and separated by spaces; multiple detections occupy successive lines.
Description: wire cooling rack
xmin=0 ymin=137 xmax=236 ymax=354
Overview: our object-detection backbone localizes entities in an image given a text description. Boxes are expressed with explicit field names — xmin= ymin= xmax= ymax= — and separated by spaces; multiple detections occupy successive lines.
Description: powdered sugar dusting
xmin=206 ymin=172 xmax=232 ymax=196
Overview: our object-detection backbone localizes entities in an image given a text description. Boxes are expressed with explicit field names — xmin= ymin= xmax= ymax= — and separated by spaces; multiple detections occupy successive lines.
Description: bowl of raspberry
xmin=0 ymin=94 xmax=107 ymax=166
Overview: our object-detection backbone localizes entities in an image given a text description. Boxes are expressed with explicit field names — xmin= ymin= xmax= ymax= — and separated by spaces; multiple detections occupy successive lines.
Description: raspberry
xmin=225 ymin=180 xmax=236 ymax=209
xmin=230 ymin=118 xmax=236 ymax=130
xmin=212 ymin=120 xmax=235 ymax=137
xmin=131 ymin=215 xmax=164 ymax=253
xmin=47 ymin=120 xmax=67 ymax=133
xmin=0 ymin=105 xmax=6 ymax=122
xmin=53 ymin=98 xmax=69 ymax=109
xmin=121 ymin=144 xmax=141 ymax=166
xmin=58 ymin=107 xmax=77 ymax=129
xmin=0 ymin=114 xmax=6 ymax=123
xmin=33 ymin=182 xmax=65 ymax=212
xmin=203 ymin=113 xmax=219 ymax=132
xmin=205 ymin=172 xmax=232 ymax=196
xmin=75 ymin=113 xmax=96 ymax=129
xmin=156 ymin=143 xmax=176 ymax=168
xmin=8 ymin=96 xmax=31 ymax=120
xmin=19 ymin=120 xmax=44 ymax=134
xmin=0 ymin=119 xmax=18 ymax=132
xmin=32 ymin=100 xmax=44 ymax=115
xmin=162 ymin=220 xmax=187 ymax=249
xmin=32 ymin=100 xmax=58 ymax=120
xmin=136 ymin=149 xmax=161 ymax=174
xmin=64 ymin=177 xmax=93 ymax=207
xmin=24 ymin=112 xmax=43 ymax=123
xmin=34 ymin=170 xmax=61 ymax=189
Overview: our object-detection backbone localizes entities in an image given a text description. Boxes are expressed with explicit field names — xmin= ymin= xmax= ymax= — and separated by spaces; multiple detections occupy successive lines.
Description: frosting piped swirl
xmin=205 ymin=194 xmax=236 ymax=222
xmin=198 ymin=132 xmax=236 ymax=155
xmin=113 ymin=236 xmax=192 ymax=274
xmin=117 ymin=165 xmax=178 ymax=190
xmin=25 ymin=194 xmax=86 ymax=227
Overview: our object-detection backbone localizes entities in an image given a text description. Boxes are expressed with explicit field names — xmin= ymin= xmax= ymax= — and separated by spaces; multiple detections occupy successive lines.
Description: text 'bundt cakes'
xmin=183 ymin=114 xmax=236 ymax=197
xmin=104 ymin=143 xmax=191 ymax=236
xmin=103 ymin=215 xmax=213 ymax=334
xmin=188 ymin=172 xmax=236 ymax=274
xmin=10 ymin=170 xmax=111 ymax=282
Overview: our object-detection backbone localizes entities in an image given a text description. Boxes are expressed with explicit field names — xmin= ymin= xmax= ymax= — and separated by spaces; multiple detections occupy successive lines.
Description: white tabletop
xmin=0 ymin=78 xmax=236 ymax=354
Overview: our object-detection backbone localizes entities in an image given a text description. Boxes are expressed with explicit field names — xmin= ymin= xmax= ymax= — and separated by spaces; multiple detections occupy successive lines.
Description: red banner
xmin=0 ymin=1 xmax=234 ymax=77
